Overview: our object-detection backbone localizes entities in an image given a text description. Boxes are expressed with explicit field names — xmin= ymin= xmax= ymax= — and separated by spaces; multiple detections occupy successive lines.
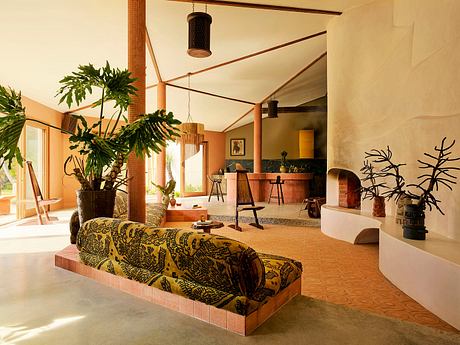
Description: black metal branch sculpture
xmin=360 ymin=160 xmax=387 ymax=200
xmin=407 ymin=137 xmax=460 ymax=215
xmin=364 ymin=146 xmax=407 ymax=202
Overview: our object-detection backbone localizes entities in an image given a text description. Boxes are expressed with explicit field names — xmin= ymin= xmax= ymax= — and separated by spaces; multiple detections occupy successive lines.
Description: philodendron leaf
xmin=0 ymin=85 xmax=26 ymax=168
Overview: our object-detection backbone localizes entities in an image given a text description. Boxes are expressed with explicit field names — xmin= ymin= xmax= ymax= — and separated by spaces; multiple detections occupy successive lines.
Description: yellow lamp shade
xmin=299 ymin=130 xmax=314 ymax=159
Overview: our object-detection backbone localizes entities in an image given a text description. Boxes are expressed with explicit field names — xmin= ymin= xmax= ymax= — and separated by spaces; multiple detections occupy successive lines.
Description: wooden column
xmin=156 ymin=82 xmax=167 ymax=195
xmin=253 ymin=103 xmax=262 ymax=173
xmin=127 ymin=0 xmax=146 ymax=222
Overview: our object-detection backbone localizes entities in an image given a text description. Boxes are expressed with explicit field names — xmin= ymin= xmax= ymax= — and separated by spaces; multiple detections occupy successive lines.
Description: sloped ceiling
xmin=0 ymin=0 xmax=372 ymax=131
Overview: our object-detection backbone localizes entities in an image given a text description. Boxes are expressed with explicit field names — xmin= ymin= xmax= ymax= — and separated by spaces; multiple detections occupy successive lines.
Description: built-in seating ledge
xmin=55 ymin=245 xmax=301 ymax=336
xmin=321 ymin=204 xmax=460 ymax=331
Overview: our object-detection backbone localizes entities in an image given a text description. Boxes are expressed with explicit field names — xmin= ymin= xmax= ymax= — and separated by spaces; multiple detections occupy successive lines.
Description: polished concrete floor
xmin=1 ymin=210 xmax=459 ymax=344
xmin=1 ymin=250 xmax=459 ymax=345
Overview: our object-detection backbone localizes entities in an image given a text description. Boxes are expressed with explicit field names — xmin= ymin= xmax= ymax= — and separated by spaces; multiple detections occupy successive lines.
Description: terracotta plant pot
xmin=76 ymin=189 xmax=117 ymax=226
xmin=372 ymin=196 xmax=386 ymax=217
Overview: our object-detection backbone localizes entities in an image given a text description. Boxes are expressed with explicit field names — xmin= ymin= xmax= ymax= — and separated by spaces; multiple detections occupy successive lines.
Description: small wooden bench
xmin=166 ymin=205 xmax=208 ymax=222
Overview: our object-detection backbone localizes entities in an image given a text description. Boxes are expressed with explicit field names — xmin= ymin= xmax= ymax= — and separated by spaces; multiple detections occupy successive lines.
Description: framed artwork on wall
xmin=230 ymin=138 xmax=245 ymax=156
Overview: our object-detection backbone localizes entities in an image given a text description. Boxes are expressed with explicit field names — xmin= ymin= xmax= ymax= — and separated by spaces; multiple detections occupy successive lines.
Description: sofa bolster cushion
xmin=252 ymin=253 xmax=302 ymax=302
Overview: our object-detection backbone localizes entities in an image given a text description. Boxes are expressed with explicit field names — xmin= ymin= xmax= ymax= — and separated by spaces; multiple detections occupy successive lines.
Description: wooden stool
xmin=300 ymin=197 xmax=326 ymax=218
xmin=208 ymin=175 xmax=224 ymax=202
xmin=268 ymin=176 xmax=284 ymax=205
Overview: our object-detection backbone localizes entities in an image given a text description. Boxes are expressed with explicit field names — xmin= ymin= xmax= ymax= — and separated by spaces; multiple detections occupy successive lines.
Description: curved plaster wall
xmin=327 ymin=0 xmax=460 ymax=240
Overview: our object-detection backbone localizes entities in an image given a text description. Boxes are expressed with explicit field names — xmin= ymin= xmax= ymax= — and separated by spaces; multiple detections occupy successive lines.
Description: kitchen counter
xmin=225 ymin=172 xmax=313 ymax=203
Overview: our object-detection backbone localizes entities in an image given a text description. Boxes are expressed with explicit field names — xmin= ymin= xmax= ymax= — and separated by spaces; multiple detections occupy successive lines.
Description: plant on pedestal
xmin=0 ymin=62 xmax=181 ymax=226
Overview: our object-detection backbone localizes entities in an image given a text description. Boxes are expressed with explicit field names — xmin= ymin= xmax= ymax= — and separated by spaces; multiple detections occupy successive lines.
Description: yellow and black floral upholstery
xmin=76 ymin=218 xmax=302 ymax=315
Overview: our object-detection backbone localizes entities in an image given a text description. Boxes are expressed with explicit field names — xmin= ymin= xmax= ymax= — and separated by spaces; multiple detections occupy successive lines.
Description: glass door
xmin=17 ymin=124 xmax=47 ymax=218
xmin=181 ymin=143 xmax=207 ymax=197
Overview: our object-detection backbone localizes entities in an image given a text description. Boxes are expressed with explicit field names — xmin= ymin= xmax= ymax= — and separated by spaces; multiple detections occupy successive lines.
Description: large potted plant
xmin=0 ymin=62 xmax=181 ymax=225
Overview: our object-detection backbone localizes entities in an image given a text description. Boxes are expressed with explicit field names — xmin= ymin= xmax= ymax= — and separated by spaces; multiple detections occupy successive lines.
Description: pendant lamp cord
xmin=187 ymin=73 xmax=193 ymax=123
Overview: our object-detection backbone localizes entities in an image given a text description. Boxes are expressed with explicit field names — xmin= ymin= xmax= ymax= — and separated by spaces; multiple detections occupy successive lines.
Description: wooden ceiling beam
xmin=145 ymin=27 xmax=162 ymax=82
xmin=222 ymin=108 xmax=253 ymax=132
xmin=166 ymin=31 xmax=326 ymax=83
xmin=168 ymin=0 xmax=342 ymax=15
xmin=65 ymin=103 xmax=96 ymax=115
xmin=262 ymin=51 xmax=326 ymax=103
xmin=262 ymin=105 xmax=327 ymax=114
xmin=166 ymin=82 xmax=255 ymax=105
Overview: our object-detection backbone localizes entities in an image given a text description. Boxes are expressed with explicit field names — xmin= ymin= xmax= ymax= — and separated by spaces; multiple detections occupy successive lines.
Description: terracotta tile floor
xmin=166 ymin=221 xmax=458 ymax=333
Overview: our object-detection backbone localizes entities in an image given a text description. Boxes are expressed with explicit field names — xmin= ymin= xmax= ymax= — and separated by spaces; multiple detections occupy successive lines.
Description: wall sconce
xmin=187 ymin=11 xmax=212 ymax=58
xmin=299 ymin=129 xmax=314 ymax=158
xmin=267 ymin=100 xmax=278 ymax=118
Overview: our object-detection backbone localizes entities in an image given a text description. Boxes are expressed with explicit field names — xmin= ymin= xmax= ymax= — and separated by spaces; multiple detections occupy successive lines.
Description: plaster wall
xmin=327 ymin=0 xmax=460 ymax=239
xmin=204 ymin=130 xmax=226 ymax=175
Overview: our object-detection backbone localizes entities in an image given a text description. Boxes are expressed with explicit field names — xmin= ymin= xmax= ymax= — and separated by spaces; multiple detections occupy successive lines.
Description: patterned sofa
xmin=76 ymin=218 xmax=303 ymax=316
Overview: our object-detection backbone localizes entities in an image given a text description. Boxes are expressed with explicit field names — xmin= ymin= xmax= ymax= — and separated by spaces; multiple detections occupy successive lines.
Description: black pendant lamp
xmin=187 ymin=11 xmax=212 ymax=58
xmin=267 ymin=100 xmax=279 ymax=118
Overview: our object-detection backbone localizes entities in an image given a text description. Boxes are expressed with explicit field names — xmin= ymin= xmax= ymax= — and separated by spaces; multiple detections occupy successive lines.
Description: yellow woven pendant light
xmin=177 ymin=73 xmax=205 ymax=159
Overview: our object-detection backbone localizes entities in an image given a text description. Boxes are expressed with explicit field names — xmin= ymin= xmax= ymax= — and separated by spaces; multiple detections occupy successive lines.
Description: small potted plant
xmin=151 ymin=179 xmax=176 ymax=206
xmin=364 ymin=146 xmax=411 ymax=223
xmin=280 ymin=151 xmax=288 ymax=173
xmin=171 ymin=191 xmax=181 ymax=207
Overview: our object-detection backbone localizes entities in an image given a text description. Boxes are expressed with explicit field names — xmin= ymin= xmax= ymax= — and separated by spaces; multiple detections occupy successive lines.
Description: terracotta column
xmin=127 ymin=0 xmax=146 ymax=222
xmin=253 ymin=103 xmax=262 ymax=173
xmin=156 ymin=81 xmax=167 ymax=196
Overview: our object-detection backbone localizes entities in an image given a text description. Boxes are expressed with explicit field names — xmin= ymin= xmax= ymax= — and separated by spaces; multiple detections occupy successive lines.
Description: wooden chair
xmin=228 ymin=170 xmax=264 ymax=231
xmin=208 ymin=175 xmax=224 ymax=202
xmin=26 ymin=161 xmax=61 ymax=225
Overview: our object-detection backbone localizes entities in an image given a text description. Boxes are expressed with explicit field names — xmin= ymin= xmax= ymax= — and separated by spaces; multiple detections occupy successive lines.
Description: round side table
xmin=192 ymin=221 xmax=224 ymax=234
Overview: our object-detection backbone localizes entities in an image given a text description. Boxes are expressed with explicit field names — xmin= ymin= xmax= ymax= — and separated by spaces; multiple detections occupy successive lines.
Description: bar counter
xmin=225 ymin=172 xmax=313 ymax=203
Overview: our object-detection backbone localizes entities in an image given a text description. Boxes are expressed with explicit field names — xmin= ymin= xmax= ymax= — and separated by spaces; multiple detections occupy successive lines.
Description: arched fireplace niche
xmin=326 ymin=168 xmax=361 ymax=209
xmin=323 ymin=168 xmax=379 ymax=244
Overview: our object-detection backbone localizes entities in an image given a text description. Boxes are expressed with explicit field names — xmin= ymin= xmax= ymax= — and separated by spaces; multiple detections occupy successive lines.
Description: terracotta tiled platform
xmin=55 ymin=245 xmax=301 ymax=336
xmin=166 ymin=205 xmax=208 ymax=222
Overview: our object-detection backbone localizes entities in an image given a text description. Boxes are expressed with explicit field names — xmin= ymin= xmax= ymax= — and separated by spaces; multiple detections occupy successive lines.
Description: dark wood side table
xmin=192 ymin=221 xmax=224 ymax=234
